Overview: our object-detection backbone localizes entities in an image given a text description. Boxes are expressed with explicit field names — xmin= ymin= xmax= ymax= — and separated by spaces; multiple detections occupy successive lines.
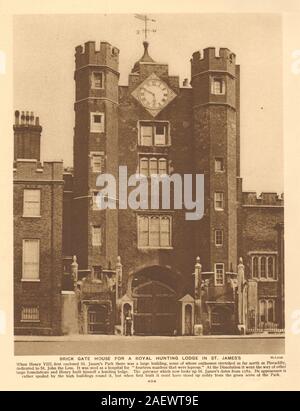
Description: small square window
xmin=90 ymin=112 xmax=105 ymax=133
xmin=211 ymin=78 xmax=225 ymax=95
xmin=215 ymin=158 xmax=224 ymax=172
xmin=91 ymin=153 xmax=104 ymax=173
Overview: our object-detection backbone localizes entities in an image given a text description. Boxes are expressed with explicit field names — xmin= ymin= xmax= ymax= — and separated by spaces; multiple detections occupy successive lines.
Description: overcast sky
xmin=13 ymin=13 xmax=283 ymax=193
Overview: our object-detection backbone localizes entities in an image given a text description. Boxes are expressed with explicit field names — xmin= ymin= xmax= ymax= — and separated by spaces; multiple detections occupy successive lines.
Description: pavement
xmin=14 ymin=334 xmax=285 ymax=356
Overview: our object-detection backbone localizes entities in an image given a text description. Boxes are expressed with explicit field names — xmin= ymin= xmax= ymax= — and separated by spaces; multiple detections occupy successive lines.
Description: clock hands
xmin=141 ymin=87 xmax=156 ymax=106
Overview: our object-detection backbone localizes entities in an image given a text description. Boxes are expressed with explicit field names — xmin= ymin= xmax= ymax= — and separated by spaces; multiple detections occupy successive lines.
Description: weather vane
xmin=134 ymin=14 xmax=157 ymax=41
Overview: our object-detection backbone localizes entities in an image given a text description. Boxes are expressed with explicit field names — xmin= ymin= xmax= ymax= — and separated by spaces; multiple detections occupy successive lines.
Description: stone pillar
xmin=194 ymin=256 xmax=203 ymax=335
xmin=237 ymin=257 xmax=246 ymax=334
xmin=115 ymin=256 xmax=123 ymax=302
xmin=71 ymin=255 xmax=78 ymax=286
xmin=115 ymin=256 xmax=123 ymax=325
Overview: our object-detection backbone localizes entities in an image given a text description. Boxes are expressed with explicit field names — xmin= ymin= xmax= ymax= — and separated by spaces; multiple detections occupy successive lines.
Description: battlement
xmin=75 ymin=41 xmax=119 ymax=72
xmin=13 ymin=110 xmax=41 ymax=130
xmin=191 ymin=47 xmax=236 ymax=78
xmin=242 ymin=191 xmax=284 ymax=207
xmin=13 ymin=159 xmax=64 ymax=182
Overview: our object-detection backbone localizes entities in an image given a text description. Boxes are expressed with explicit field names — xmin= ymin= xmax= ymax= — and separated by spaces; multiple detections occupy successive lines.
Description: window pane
xmin=160 ymin=217 xmax=170 ymax=247
xmin=90 ymin=112 xmax=104 ymax=132
xmin=253 ymin=257 xmax=259 ymax=277
xmin=138 ymin=217 xmax=149 ymax=247
xmin=259 ymin=300 xmax=266 ymax=322
xmin=215 ymin=230 xmax=223 ymax=246
xmin=268 ymin=300 xmax=275 ymax=322
xmin=149 ymin=217 xmax=160 ymax=246
xmin=93 ymin=72 xmax=103 ymax=88
xmin=92 ymin=155 xmax=104 ymax=173
xmin=158 ymin=158 xmax=168 ymax=175
xmin=267 ymin=257 xmax=274 ymax=278
xmin=23 ymin=240 xmax=39 ymax=279
xmin=23 ymin=189 xmax=40 ymax=217
xmin=92 ymin=226 xmax=102 ymax=246
xmin=215 ymin=264 xmax=224 ymax=285
xmin=154 ymin=125 xmax=167 ymax=145
xmin=215 ymin=158 xmax=224 ymax=172
xmin=149 ymin=158 xmax=158 ymax=175
xmin=139 ymin=158 xmax=149 ymax=176
xmin=215 ymin=192 xmax=224 ymax=209
xmin=260 ymin=257 xmax=267 ymax=278
xmin=141 ymin=126 xmax=153 ymax=146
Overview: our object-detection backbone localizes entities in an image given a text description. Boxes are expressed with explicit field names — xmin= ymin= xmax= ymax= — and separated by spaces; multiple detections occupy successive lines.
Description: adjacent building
xmin=13 ymin=111 xmax=63 ymax=335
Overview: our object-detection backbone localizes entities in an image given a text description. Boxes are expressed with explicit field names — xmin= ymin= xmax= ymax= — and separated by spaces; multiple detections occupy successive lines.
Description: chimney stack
xmin=14 ymin=110 xmax=42 ymax=161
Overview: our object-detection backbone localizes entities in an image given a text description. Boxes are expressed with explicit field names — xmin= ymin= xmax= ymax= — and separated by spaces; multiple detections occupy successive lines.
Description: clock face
xmin=138 ymin=79 xmax=169 ymax=109
xmin=131 ymin=73 xmax=177 ymax=117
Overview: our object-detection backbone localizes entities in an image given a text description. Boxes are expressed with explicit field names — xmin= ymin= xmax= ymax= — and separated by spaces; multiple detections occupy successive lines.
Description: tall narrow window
xmin=23 ymin=189 xmax=40 ymax=217
xmin=268 ymin=300 xmax=275 ymax=323
xmin=92 ymin=226 xmax=102 ymax=246
xmin=149 ymin=158 xmax=158 ymax=175
xmin=267 ymin=256 xmax=275 ymax=279
xmin=154 ymin=125 xmax=167 ymax=145
xmin=252 ymin=256 xmax=259 ymax=278
xmin=140 ymin=125 xmax=153 ymax=146
xmin=211 ymin=78 xmax=225 ymax=95
xmin=215 ymin=229 xmax=224 ymax=246
xmin=260 ymin=256 xmax=267 ymax=278
xmin=215 ymin=263 xmax=225 ymax=286
xmin=215 ymin=157 xmax=224 ymax=172
xmin=158 ymin=158 xmax=168 ymax=175
xmin=22 ymin=239 xmax=40 ymax=280
xmin=160 ymin=217 xmax=171 ymax=247
xmin=92 ymin=72 xmax=104 ymax=89
xmin=139 ymin=158 xmax=149 ymax=176
xmin=92 ymin=191 xmax=101 ymax=210
xmin=138 ymin=216 xmax=149 ymax=247
xmin=149 ymin=217 xmax=160 ymax=246
xmin=214 ymin=192 xmax=224 ymax=210
xmin=259 ymin=300 xmax=266 ymax=323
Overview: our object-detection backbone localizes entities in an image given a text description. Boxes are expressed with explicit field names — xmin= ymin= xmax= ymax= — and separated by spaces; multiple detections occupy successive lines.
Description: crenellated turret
xmin=191 ymin=46 xmax=240 ymax=273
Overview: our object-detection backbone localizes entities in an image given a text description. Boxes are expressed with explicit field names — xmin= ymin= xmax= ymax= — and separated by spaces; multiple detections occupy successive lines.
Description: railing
xmin=247 ymin=323 xmax=285 ymax=335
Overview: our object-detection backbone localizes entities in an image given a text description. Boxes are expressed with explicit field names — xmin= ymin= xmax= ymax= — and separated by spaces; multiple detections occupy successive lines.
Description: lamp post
xmin=194 ymin=256 xmax=203 ymax=335
xmin=115 ymin=256 xmax=123 ymax=303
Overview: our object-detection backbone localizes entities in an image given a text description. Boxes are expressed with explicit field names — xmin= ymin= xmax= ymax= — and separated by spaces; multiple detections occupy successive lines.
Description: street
xmin=14 ymin=335 xmax=284 ymax=356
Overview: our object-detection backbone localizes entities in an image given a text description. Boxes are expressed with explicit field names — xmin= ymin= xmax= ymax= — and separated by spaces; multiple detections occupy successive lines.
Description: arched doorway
xmin=87 ymin=304 xmax=109 ymax=334
xmin=130 ymin=266 xmax=180 ymax=336
xmin=184 ymin=304 xmax=193 ymax=336
xmin=210 ymin=305 xmax=234 ymax=335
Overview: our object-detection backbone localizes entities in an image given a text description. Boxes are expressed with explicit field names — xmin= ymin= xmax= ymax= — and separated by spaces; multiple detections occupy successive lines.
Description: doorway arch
xmin=129 ymin=265 xmax=181 ymax=336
